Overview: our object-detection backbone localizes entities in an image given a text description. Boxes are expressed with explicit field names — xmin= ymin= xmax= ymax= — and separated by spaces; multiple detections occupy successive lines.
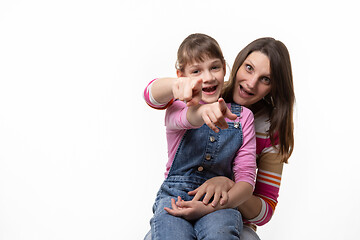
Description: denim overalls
xmin=151 ymin=103 xmax=244 ymax=240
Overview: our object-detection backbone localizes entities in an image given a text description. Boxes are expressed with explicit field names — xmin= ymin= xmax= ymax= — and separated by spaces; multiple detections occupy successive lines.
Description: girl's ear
xmin=223 ymin=61 xmax=226 ymax=76
xmin=176 ymin=69 xmax=183 ymax=78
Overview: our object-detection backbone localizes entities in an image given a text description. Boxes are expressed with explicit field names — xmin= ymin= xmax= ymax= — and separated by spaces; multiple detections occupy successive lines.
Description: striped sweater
xmin=144 ymin=79 xmax=283 ymax=226
xmin=246 ymin=113 xmax=283 ymax=226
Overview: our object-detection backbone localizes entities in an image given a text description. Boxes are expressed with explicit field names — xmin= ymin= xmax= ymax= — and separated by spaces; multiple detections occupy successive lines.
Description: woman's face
xmin=232 ymin=51 xmax=272 ymax=107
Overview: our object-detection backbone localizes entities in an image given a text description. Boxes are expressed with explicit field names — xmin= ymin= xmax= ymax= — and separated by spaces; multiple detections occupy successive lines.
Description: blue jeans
xmin=144 ymin=225 xmax=260 ymax=240
xmin=151 ymin=195 xmax=242 ymax=239
xmin=151 ymin=177 xmax=243 ymax=240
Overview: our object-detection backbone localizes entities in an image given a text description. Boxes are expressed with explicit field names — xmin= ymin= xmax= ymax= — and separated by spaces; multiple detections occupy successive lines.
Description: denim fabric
xmin=168 ymin=103 xmax=243 ymax=180
xmin=240 ymin=226 xmax=261 ymax=240
xmin=150 ymin=103 xmax=244 ymax=240
xmin=144 ymin=225 xmax=261 ymax=240
xmin=194 ymin=208 xmax=242 ymax=239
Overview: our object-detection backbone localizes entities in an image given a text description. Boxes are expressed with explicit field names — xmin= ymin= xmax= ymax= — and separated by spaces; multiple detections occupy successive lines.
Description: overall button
xmin=205 ymin=154 xmax=211 ymax=161
xmin=209 ymin=136 xmax=216 ymax=142
xmin=197 ymin=166 xmax=204 ymax=172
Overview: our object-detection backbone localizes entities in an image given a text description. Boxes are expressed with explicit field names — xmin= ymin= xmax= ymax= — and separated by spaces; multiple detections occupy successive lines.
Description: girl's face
xmin=179 ymin=57 xmax=225 ymax=103
xmin=233 ymin=51 xmax=272 ymax=107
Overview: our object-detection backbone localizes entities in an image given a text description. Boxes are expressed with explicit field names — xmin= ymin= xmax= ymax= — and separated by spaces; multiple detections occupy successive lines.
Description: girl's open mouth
xmin=202 ymin=85 xmax=217 ymax=94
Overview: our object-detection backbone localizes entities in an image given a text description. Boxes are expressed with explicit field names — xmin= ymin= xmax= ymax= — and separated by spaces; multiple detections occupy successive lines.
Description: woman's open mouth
xmin=239 ymin=85 xmax=254 ymax=97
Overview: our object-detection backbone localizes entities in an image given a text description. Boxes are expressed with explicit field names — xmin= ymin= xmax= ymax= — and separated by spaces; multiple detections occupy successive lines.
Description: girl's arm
xmin=186 ymin=98 xmax=237 ymax=132
xmin=150 ymin=77 xmax=177 ymax=104
xmin=144 ymin=77 xmax=203 ymax=109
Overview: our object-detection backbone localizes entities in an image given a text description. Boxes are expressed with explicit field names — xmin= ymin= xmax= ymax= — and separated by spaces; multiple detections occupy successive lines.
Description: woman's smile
xmin=233 ymin=51 xmax=271 ymax=107
xmin=239 ymin=84 xmax=255 ymax=97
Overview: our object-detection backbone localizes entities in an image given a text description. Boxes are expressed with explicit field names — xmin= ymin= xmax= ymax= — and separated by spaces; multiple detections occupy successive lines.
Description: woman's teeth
xmin=240 ymin=85 xmax=254 ymax=95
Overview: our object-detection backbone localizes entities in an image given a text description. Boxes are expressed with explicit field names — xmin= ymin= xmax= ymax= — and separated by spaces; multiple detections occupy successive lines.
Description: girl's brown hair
xmin=222 ymin=37 xmax=295 ymax=163
xmin=176 ymin=33 xmax=225 ymax=72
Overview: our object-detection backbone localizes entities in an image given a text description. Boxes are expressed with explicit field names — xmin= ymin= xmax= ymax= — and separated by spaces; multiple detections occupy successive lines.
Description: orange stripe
xmin=257 ymin=176 xmax=280 ymax=186
xmin=259 ymin=171 xmax=281 ymax=181
xmin=261 ymin=196 xmax=277 ymax=211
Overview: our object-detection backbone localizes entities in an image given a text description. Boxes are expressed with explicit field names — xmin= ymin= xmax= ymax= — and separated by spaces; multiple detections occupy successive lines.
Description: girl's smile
xmin=202 ymin=85 xmax=218 ymax=95
xmin=181 ymin=57 xmax=225 ymax=103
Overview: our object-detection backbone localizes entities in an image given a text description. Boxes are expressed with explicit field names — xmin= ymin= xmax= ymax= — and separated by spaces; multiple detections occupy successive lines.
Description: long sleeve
xmin=245 ymin=113 xmax=284 ymax=226
xmin=143 ymin=79 xmax=173 ymax=109
xmin=232 ymin=107 xmax=257 ymax=188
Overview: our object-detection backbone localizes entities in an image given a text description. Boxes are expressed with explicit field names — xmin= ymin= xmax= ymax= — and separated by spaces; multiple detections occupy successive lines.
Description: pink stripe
xmin=143 ymin=79 xmax=155 ymax=102
xmin=256 ymin=137 xmax=271 ymax=154
xmin=254 ymin=181 xmax=279 ymax=203
xmin=143 ymin=79 xmax=169 ymax=109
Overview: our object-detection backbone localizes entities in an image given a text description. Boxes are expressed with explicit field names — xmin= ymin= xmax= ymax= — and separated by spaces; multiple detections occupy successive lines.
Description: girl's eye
xmin=191 ymin=70 xmax=200 ymax=74
xmin=211 ymin=65 xmax=221 ymax=71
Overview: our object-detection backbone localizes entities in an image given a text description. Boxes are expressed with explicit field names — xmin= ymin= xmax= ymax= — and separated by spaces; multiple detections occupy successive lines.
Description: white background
xmin=0 ymin=0 xmax=359 ymax=239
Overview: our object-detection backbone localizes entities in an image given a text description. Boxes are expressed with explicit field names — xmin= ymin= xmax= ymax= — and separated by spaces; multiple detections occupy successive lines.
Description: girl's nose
xmin=202 ymin=70 xmax=215 ymax=82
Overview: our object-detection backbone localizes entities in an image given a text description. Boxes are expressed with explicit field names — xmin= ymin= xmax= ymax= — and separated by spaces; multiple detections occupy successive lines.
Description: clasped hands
xmin=164 ymin=176 xmax=235 ymax=221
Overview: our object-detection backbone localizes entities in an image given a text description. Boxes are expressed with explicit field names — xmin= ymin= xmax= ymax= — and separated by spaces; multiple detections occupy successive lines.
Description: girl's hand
xmin=200 ymin=98 xmax=238 ymax=133
xmin=188 ymin=176 xmax=235 ymax=207
xmin=172 ymin=77 xmax=202 ymax=107
xmin=164 ymin=196 xmax=214 ymax=221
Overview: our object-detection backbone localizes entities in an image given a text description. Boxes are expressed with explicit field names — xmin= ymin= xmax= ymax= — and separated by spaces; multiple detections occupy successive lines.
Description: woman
xmin=144 ymin=37 xmax=295 ymax=239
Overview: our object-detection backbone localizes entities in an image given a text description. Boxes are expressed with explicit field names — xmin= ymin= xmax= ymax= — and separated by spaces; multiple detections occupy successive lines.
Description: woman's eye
xmin=262 ymin=77 xmax=271 ymax=85
xmin=246 ymin=64 xmax=253 ymax=71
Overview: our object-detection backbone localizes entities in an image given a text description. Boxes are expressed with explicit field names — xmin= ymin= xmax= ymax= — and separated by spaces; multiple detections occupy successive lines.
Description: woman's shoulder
xmin=254 ymin=112 xmax=271 ymax=135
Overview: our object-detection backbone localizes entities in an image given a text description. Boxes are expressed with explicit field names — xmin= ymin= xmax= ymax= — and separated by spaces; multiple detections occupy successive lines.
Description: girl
xmin=145 ymin=33 xmax=257 ymax=239
xmin=145 ymin=37 xmax=295 ymax=239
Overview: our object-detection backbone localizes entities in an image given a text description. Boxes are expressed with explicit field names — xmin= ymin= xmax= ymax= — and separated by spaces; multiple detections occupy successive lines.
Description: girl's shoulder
xmin=240 ymin=106 xmax=254 ymax=118
xmin=227 ymin=103 xmax=254 ymax=121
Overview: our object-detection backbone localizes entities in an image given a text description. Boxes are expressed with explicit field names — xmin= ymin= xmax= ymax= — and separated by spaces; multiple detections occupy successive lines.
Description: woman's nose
xmin=246 ymin=76 xmax=257 ymax=89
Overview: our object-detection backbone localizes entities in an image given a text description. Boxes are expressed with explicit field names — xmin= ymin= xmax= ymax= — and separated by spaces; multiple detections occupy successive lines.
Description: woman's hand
xmin=172 ymin=77 xmax=203 ymax=107
xmin=188 ymin=176 xmax=235 ymax=207
xmin=164 ymin=196 xmax=214 ymax=221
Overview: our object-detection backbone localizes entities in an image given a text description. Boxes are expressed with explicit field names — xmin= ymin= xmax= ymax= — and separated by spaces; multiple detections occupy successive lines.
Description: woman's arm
xmin=237 ymin=195 xmax=263 ymax=219
xmin=242 ymin=150 xmax=284 ymax=226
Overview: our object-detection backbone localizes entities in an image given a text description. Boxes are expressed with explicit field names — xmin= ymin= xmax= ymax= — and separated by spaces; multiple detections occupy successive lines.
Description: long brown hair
xmin=222 ymin=37 xmax=295 ymax=163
